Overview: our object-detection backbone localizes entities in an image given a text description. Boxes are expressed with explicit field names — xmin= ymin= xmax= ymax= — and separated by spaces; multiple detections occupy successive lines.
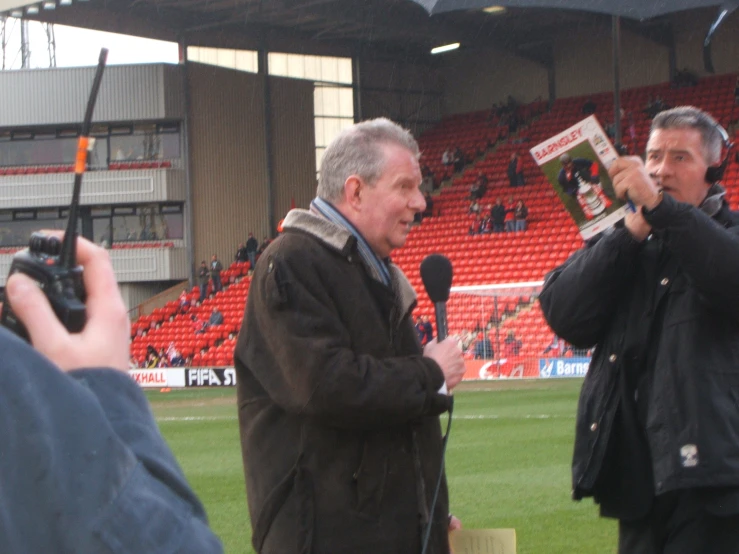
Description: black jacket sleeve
xmin=539 ymin=226 xmax=642 ymax=347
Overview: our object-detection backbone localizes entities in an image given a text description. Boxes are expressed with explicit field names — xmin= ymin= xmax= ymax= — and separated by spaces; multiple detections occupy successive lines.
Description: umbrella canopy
xmin=413 ymin=0 xmax=737 ymax=20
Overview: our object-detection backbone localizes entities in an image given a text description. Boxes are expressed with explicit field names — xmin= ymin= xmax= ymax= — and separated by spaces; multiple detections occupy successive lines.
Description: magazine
xmin=529 ymin=115 xmax=630 ymax=239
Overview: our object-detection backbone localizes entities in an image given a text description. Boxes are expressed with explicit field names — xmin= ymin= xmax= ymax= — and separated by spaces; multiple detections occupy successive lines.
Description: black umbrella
xmin=411 ymin=0 xmax=738 ymax=144
xmin=412 ymin=0 xmax=735 ymax=19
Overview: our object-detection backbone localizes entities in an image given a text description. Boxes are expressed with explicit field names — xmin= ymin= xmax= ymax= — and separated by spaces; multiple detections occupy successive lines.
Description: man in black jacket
xmin=540 ymin=106 xmax=739 ymax=553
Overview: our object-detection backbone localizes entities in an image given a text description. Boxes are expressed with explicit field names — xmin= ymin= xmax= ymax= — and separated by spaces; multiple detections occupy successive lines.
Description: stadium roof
xmin=0 ymin=0 xmax=690 ymax=64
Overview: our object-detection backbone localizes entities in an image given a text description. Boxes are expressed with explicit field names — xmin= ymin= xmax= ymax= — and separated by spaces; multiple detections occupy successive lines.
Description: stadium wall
xmin=187 ymin=63 xmax=316 ymax=267
xmin=440 ymin=46 xmax=548 ymax=115
xmin=673 ymin=10 xmax=739 ymax=78
xmin=554 ymin=21 xmax=669 ymax=99
xmin=0 ymin=64 xmax=184 ymax=127
xmin=188 ymin=62 xmax=269 ymax=268
xmin=269 ymin=76 xmax=317 ymax=215
xmin=360 ymin=59 xmax=444 ymax=136
xmin=440 ymin=16 xmax=739 ymax=115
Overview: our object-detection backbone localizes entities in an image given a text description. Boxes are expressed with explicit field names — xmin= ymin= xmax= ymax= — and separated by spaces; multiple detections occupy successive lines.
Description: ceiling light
xmin=483 ymin=6 xmax=506 ymax=13
xmin=26 ymin=5 xmax=39 ymax=14
xmin=43 ymin=1 xmax=56 ymax=9
xmin=10 ymin=9 xmax=23 ymax=17
xmin=430 ymin=42 xmax=460 ymax=55
xmin=60 ymin=0 xmax=72 ymax=4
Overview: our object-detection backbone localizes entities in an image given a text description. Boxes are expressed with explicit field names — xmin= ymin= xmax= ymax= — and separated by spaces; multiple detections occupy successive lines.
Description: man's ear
xmin=344 ymin=175 xmax=364 ymax=211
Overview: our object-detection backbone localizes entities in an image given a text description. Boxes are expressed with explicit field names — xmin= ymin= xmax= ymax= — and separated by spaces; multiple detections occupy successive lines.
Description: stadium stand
xmin=129 ymin=73 xmax=739 ymax=370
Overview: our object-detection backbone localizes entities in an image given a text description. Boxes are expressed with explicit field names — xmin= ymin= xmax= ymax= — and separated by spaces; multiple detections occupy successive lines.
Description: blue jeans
xmin=248 ymin=251 xmax=257 ymax=270
xmin=199 ymin=283 xmax=207 ymax=302
xmin=515 ymin=220 xmax=527 ymax=231
xmin=212 ymin=274 xmax=222 ymax=293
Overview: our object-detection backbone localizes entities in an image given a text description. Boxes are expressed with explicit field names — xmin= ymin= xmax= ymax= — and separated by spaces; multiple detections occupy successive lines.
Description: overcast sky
xmin=2 ymin=18 xmax=178 ymax=69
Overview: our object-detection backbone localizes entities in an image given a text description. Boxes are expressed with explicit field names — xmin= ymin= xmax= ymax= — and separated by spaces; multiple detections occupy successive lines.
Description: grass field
xmin=146 ymin=379 xmax=617 ymax=553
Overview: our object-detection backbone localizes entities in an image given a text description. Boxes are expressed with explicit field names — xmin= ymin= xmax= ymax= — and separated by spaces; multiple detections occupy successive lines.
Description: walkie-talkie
xmin=1 ymin=48 xmax=108 ymax=342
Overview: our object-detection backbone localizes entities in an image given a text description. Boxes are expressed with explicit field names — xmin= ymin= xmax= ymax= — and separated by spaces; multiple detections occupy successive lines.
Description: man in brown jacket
xmin=236 ymin=118 xmax=465 ymax=554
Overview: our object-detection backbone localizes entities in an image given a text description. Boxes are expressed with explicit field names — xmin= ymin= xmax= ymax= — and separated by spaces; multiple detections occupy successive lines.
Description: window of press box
xmin=93 ymin=204 xmax=184 ymax=247
xmin=0 ymin=134 xmax=106 ymax=168
xmin=0 ymin=205 xmax=182 ymax=248
xmin=0 ymin=210 xmax=69 ymax=247
xmin=109 ymin=124 xmax=180 ymax=162
xmin=0 ymin=124 xmax=180 ymax=168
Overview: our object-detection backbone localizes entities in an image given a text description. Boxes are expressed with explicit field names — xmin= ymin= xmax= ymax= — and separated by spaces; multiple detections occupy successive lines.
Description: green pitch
xmin=147 ymin=379 xmax=616 ymax=554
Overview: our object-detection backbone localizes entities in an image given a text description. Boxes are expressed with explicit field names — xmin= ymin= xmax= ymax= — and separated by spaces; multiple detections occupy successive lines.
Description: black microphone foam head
xmin=420 ymin=254 xmax=453 ymax=303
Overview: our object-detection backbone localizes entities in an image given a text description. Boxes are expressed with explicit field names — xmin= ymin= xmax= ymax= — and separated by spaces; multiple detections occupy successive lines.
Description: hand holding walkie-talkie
xmin=0 ymin=49 xmax=108 ymax=341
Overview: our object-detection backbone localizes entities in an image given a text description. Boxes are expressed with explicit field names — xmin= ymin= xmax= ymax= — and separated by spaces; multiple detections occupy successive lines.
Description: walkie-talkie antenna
xmin=60 ymin=48 xmax=109 ymax=269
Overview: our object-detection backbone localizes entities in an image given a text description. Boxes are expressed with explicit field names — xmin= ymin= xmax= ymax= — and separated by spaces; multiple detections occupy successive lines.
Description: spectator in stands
xmin=644 ymin=95 xmax=670 ymax=118
xmin=542 ymin=333 xmax=564 ymax=355
xmin=421 ymin=315 xmax=434 ymax=344
xmin=513 ymin=200 xmax=529 ymax=231
xmin=167 ymin=342 xmax=185 ymax=367
xmin=503 ymin=331 xmax=522 ymax=356
xmin=191 ymin=314 xmax=207 ymax=335
xmin=504 ymin=196 xmax=516 ymax=232
xmin=470 ymin=172 xmax=488 ymax=201
xmin=474 ymin=332 xmax=493 ymax=359
xmin=257 ymin=236 xmax=272 ymax=255
xmin=540 ymin=106 xmax=739 ymax=552
xmin=582 ymin=97 xmax=596 ymax=115
xmin=421 ymin=163 xmax=436 ymax=192
xmin=415 ymin=316 xmax=427 ymax=345
xmin=491 ymin=198 xmax=507 ymax=233
xmin=453 ymin=146 xmax=465 ymax=172
xmin=468 ymin=199 xmax=481 ymax=215
xmin=145 ymin=349 xmax=159 ymax=368
xmin=0 ymin=235 xmax=223 ymax=553
xmin=508 ymin=152 xmax=524 ymax=187
xmin=197 ymin=261 xmax=209 ymax=302
xmin=207 ymin=307 xmax=224 ymax=327
xmin=178 ymin=289 xmax=191 ymax=314
xmin=469 ymin=214 xmax=483 ymax=235
xmin=245 ymin=232 xmax=259 ymax=272
xmin=422 ymin=191 xmax=434 ymax=219
xmin=210 ymin=254 xmax=223 ymax=294
xmin=235 ymin=243 xmax=248 ymax=263
xmin=442 ymin=146 xmax=453 ymax=166
xmin=672 ymin=67 xmax=698 ymax=88
xmin=235 ymin=118 xmax=464 ymax=553
xmin=557 ymin=153 xmax=599 ymax=197
xmin=479 ymin=214 xmax=492 ymax=234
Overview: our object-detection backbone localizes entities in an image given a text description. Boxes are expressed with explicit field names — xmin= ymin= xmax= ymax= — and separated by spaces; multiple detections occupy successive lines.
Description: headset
xmin=705 ymin=122 xmax=734 ymax=184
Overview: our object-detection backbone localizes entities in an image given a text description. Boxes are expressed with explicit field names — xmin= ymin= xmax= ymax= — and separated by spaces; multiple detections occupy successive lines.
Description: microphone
xmin=420 ymin=254 xmax=453 ymax=341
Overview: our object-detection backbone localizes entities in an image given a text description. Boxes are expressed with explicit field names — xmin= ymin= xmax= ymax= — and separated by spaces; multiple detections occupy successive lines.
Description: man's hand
xmin=2 ymin=234 xmax=130 ymax=372
xmin=609 ymin=156 xmax=661 ymax=241
xmin=424 ymin=338 xmax=465 ymax=391
xmin=609 ymin=156 xmax=662 ymax=209
xmin=449 ymin=515 xmax=462 ymax=531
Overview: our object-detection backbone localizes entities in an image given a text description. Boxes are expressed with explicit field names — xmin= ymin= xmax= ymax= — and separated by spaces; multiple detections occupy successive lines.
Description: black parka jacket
xmin=235 ymin=209 xmax=453 ymax=554
xmin=540 ymin=190 xmax=739 ymax=513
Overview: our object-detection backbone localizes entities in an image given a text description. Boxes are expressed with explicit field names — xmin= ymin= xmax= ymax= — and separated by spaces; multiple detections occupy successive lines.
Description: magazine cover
xmin=530 ymin=115 xmax=630 ymax=239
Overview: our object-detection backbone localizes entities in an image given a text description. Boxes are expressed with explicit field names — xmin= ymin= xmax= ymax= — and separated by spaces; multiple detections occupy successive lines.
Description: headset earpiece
xmin=705 ymin=123 xmax=734 ymax=184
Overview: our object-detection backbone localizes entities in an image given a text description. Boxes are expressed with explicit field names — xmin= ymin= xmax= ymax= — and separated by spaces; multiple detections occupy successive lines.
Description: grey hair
xmin=317 ymin=118 xmax=420 ymax=203
xmin=650 ymin=106 xmax=723 ymax=165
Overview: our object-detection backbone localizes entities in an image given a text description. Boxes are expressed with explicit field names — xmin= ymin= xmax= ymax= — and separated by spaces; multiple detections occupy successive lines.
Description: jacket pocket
xmin=254 ymin=463 xmax=315 ymax=554
xmin=352 ymin=439 xmax=389 ymax=519
xmin=253 ymin=465 xmax=298 ymax=552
